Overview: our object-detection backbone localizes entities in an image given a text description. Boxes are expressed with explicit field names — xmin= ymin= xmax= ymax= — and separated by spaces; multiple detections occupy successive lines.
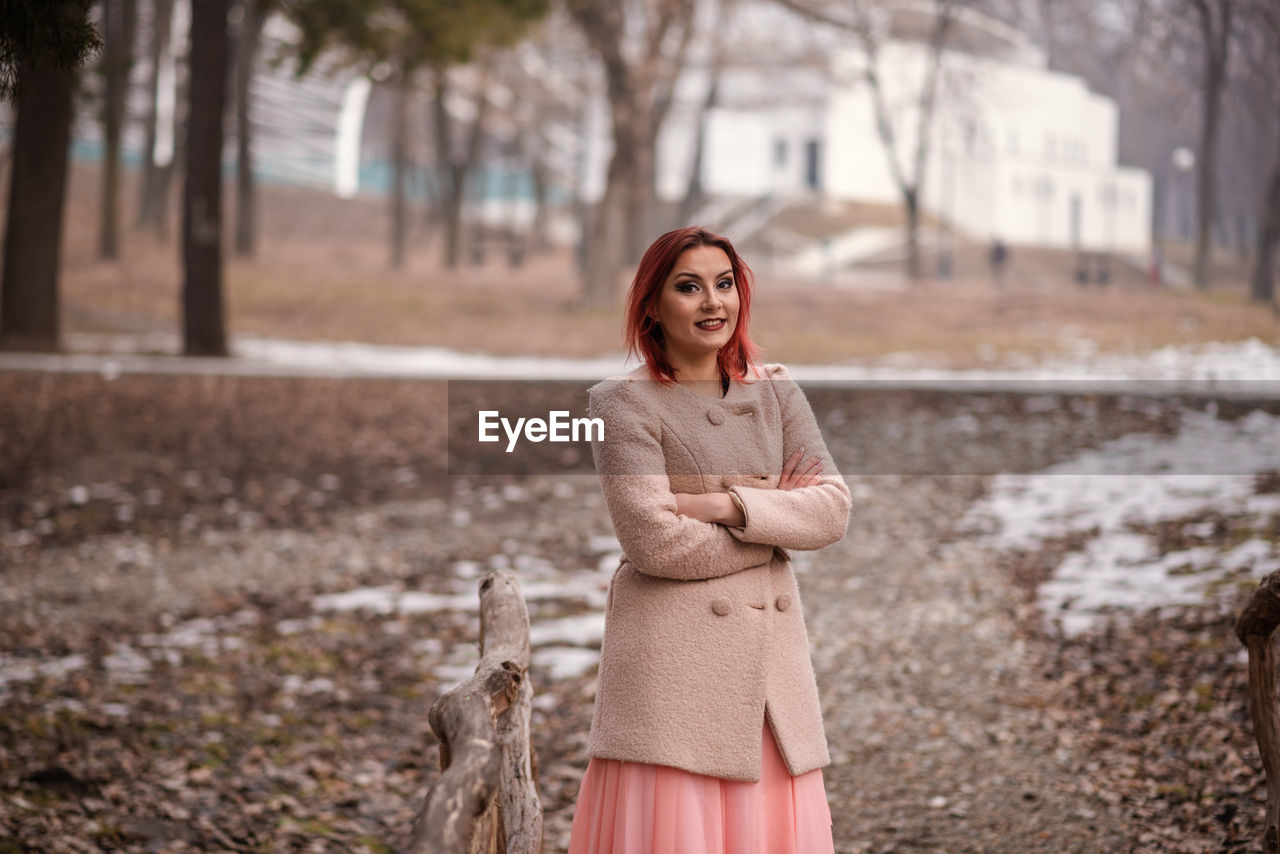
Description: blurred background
xmin=0 ymin=0 xmax=1276 ymax=368
xmin=3 ymin=1 xmax=1280 ymax=852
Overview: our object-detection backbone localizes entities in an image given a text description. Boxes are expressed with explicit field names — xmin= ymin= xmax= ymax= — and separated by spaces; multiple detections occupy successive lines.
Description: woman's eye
xmin=675 ymin=283 xmax=699 ymax=293
xmin=717 ymin=278 xmax=734 ymax=290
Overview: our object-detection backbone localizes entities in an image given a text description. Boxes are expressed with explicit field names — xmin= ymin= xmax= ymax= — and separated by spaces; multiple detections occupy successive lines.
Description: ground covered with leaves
xmin=1 ymin=370 xmax=1276 ymax=852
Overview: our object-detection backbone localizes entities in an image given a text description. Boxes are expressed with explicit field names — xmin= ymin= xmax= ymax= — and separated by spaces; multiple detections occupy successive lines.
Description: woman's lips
xmin=696 ymin=319 xmax=726 ymax=331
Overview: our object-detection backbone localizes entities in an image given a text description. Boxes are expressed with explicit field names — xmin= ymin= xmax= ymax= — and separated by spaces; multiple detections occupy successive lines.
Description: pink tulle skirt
xmin=566 ymin=722 xmax=835 ymax=854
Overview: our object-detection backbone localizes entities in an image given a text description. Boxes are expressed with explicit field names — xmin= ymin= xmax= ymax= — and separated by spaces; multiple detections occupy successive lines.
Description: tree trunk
xmin=678 ymin=75 xmax=718 ymax=227
xmin=1236 ymin=570 xmax=1280 ymax=854
xmin=582 ymin=124 xmax=637 ymax=308
xmin=904 ymin=189 xmax=921 ymax=281
xmin=412 ymin=570 xmax=542 ymax=854
xmin=582 ymin=184 xmax=627 ymax=308
xmin=182 ymin=0 xmax=231 ymax=356
xmin=527 ymin=144 xmax=549 ymax=253
xmin=1193 ymin=0 xmax=1231 ymax=290
xmin=443 ymin=163 xmax=465 ymax=268
xmin=626 ymin=136 xmax=656 ymax=263
xmin=158 ymin=35 xmax=191 ymax=244
xmin=138 ymin=0 xmax=175 ymax=229
xmin=233 ymin=0 xmax=264 ymax=257
xmin=1 ymin=60 xmax=78 ymax=352
xmin=432 ymin=73 xmax=462 ymax=269
xmin=1253 ymin=158 xmax=1280 ymax=306
xmin=601 ymin=71 xmax=651 ymax=279
xmin=100 ymin=0 xmax=139 ymax=260
xmin=567 ymin=0 xmax=697 ymax=304
xmin=390 ymin=75 xmax=409 ymax=270
xmin=1193 ymin=70 xmax=1220 ymax=289
xmin=432 ymin=66 xmax=490 ymax=270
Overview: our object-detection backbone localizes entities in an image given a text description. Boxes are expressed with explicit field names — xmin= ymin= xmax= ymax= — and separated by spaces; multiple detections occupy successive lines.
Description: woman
xmin=568 ymin=226 xmax=852 ymax=853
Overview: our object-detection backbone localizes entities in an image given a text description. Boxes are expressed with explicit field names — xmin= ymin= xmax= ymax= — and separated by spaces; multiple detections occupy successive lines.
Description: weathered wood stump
xmin=411 ymin=570 xmax=542 ymax=854
xmin=1237 ymin=569 xmax=1280 ymax=854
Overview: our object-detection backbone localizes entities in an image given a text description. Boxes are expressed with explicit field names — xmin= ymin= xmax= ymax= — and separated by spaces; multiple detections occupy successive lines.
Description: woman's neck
xmin=667 ymin=353 xmax=724 ymax=397
xmin=668 ymin=352 xmax=721 ymax=384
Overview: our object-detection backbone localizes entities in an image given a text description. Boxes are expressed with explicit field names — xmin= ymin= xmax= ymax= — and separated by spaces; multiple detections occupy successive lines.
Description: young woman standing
xmin=568 ymin=226 xmax=852 ymax=853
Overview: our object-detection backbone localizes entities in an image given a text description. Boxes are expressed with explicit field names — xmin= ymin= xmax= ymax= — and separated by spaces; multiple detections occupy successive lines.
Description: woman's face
xmin=652 ymin=245 xmax=739 ymax=367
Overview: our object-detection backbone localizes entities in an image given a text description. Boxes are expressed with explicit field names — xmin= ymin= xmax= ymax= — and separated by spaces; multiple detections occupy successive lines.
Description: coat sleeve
xmin=589 ymin=378 xmax=777 ymax=581
xmin=725 ymin=364 xmax=852 ymax=551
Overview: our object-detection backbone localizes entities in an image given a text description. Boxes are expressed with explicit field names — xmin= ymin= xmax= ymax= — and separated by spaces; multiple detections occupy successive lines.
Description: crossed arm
xmin=673 ymin=447 xmax=824 ymax=526
xmin=589 ymin=367 xmax=852 ymax=580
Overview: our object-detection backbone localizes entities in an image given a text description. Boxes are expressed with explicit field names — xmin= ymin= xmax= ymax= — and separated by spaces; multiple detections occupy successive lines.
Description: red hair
xmin=624 ymin=226 xmax=762 ymax=384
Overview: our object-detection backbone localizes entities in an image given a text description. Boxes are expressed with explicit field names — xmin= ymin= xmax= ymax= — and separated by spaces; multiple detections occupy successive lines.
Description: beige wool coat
xmin=586 ymin=362 xmax=852 ymax=783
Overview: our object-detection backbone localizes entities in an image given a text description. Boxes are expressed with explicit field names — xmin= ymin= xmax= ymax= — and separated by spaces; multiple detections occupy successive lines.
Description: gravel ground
xmin=0 ymin=371 xmax=1272 ymax=851
xmin=808 ymin=475 xmax=1132 ymax=852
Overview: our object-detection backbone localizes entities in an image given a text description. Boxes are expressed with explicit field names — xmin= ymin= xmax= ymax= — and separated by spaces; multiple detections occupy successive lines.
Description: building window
xmin=1046 ymin=133 xmax=1056 ymax=162
xmin=774 ymin=138 xmax=788 ymax=168
xmin=805 ymin=139 xmax=821 ymax=190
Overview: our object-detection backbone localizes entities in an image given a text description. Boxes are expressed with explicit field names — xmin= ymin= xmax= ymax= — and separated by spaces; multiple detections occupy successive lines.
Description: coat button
xmin=706 ymin=408 xmax=725 ymax=426
xmin=711 ymin=598 xmax=731 ymax=616
xmin=775 ymin=594 xmax=792 ymax=612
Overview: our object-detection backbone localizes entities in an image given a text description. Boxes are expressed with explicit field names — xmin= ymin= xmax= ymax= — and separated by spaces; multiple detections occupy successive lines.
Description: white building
xmin=39 ymin=0 xmax=1149 ymax=268
xmin=602 ymin=1 xmax=1153 ymax=269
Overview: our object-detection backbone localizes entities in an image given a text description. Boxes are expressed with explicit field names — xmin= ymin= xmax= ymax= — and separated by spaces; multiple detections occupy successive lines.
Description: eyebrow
xmin=673 ymin=268 xmax=734 ymax=280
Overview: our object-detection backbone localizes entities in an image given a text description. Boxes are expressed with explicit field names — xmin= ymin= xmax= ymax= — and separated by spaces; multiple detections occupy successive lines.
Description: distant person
xmin=1149 ymin=246 xmax=1163 ymax=286
xmin=989 ymin=238 xmax=1009 ymax=288
xmin=568 ymin=226 xmax=851 ymax=853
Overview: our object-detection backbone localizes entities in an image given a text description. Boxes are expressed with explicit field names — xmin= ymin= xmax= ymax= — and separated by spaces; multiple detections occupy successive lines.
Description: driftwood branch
xmin=1237 ymin=569 xmax=1280 ymax=854
xmin=411 ymin=570 xmax=542 ymax=854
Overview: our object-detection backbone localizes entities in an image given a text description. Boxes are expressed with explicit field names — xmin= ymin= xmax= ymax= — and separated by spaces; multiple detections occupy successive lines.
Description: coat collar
xmin=625 ymin=362 xmax=767 ymax=408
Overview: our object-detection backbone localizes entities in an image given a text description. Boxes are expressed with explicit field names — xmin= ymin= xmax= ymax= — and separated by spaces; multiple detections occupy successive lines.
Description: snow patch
xmin=972 ymin=409 xmax=1280 ymax=634
xmin=29 ymin=333 xmax=1280 ymax=388
xmin=532 ymin=647 xmax=600 ymax=680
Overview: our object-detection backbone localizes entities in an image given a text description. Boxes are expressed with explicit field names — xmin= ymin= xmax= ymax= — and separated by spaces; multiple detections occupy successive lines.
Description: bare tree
xmin=430 ymin=61 xmax=493 ymax=268
xmin=233 ymin=0 xmax=267 ymax=257
xmin=1110 ymin=0 xmax=1268 ymax=295
xmin=1 ymin=59 xmax=79 ymax=351
xmin=1185 ymin=0 xmax=1232 ymax=289
xmin=384 ymin=75 xmax=407 ymax=268
xmin=182 ymin=0 xmax=232 ymax=356
xmin=773 ymin=0 xmax=958 ymax=282
xmin=99 ymin=0 xmax=140 ymax=259
xmin=499 ymin=19 xmax=597 ymax=256
xmin=1253 ymin=142 xmax=1279 ymax=306
xmin=966 ymin=0 xmax=1273 ymax=300
xmin=284 ymin=0 xmax=549 ymax=270
xmin=677 ymin=0 xmax=734 ymax=227
xmin=0 ymin=0 xmax=99 ymax=352
xmin=137 ymin=0 xmax=176 ymax=234
xmin=1242 ymin=0 xmax=1279 ymax=305
xmin=566 ymin=0 xmax=697 ymax=306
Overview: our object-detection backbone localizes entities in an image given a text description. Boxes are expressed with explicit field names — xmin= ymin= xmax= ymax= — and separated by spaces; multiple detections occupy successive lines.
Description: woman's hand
xmin=674 ymin=450 xmax=822 ymax=524
xmin=779 ymin=447 xmax=823 ymax=491
xmin=673 ymin=492 xmax=744 ymax=527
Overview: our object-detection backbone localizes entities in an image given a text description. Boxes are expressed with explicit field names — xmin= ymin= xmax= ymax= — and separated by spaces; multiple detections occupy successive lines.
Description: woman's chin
xmin=693 ymin=329 xmax=733 ymax=349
